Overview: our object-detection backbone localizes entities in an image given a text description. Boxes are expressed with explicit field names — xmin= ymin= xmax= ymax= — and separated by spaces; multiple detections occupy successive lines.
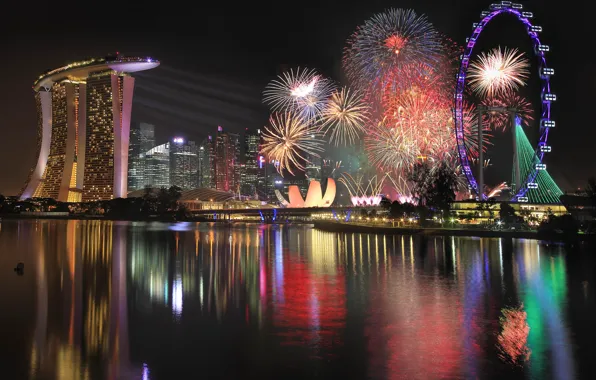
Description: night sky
xmin=0 ymin=0 xmax=592 ymax=195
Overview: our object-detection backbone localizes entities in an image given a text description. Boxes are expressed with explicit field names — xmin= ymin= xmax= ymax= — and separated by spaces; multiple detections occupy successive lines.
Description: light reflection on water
xmin=0 ymin=220 xmax=594 ymax=379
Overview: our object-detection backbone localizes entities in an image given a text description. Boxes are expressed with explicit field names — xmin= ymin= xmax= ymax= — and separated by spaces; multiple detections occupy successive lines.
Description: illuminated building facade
xmin=241 ymin=129 xmax=260 ymax=196
xmin=27 ymin=82 xmax=84 ymax=202
xmin=230 ymin=133 xmax=241 ymax=192
xmin=144 ymin=143 xmax=170 ymax=188
xmin=214 ymin=126 xmax=240 ymax=193
xmin=276 ymin=178 xmax=336 ymax=208
xmin=20 ymin=55 xmax=159 ymax=201
xmin=198 ymin=136 xmax=214 ymax=188
xmin=128 ymin=122 xmax=155 ymax=191
xmin=170 ymin=137 xmax=198 ymax=189
xmin=257 ymin=159 xmax=282 ymax=201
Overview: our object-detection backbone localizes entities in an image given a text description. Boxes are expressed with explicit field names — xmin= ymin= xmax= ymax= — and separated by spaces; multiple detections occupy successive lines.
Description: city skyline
xmin=127 ymin=124 xmax=265 ymax=198
xmin=0 ymin=0 xmax=590 ymax=197
xmin=2 ymin=3 xmax=595 ymax=380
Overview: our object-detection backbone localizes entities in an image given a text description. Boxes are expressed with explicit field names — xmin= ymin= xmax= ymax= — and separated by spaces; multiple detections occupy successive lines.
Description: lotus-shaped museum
xmin=275 ymin=179 xmax=336 ymax=208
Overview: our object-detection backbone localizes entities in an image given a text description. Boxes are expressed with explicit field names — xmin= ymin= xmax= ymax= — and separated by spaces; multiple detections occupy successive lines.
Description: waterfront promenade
xmin=313 ymin=220 xmax=593 ymax=242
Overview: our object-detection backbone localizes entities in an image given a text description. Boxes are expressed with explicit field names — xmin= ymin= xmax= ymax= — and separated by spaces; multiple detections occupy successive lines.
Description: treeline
xmin=0 ymin=186 xmax=189 ymax=220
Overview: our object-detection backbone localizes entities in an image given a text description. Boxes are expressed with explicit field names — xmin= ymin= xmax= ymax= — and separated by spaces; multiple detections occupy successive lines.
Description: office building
xmin=198 ymin=136 xmax=214 ymax=188
xmin=241 ymin=129 xmax=260 ymax=196
xmin=144 ymin=143 xmax=170 ymax=188
xmin=20 ymin=54 xmax=159 ymax=201
xmin=214 ymin=126 xmax=240 ymax=193
xmin=230 ymin=132 xmax=241 ymax=193
xmin=257 ymin=158 xmax=282 ymax=201
xmin=128 ymin=122 xmax=155 ymax=191
xmin=170 ymin=137 xmax=198 ymax=189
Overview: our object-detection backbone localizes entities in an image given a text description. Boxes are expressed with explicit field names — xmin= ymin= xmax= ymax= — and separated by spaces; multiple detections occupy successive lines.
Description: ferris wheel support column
xmin=511 ymin=111 xmax=521 ymax=193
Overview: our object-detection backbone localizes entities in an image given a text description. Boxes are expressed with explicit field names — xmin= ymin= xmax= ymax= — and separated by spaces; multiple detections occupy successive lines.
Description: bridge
xmin=188 ymin=206 xmax=379 ymax=222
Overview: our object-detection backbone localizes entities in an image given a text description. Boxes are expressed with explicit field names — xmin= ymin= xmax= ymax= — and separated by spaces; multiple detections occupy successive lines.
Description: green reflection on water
xmin=520 ymin=248 xmax=569 ymax=378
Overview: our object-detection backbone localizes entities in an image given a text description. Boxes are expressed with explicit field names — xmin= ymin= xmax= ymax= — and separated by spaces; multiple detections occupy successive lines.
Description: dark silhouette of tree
xmin=408 ymin=161 xmax=432 ymax=207
xmin=380 ymin=197 xmax=392 ymax=210
xmin=175 ymin=204 xmax=191 ymax=220
xmin=538 ymin=214 xmax=579 ymax=241
xmin=156 ymin=186 xmax=182 ymax=214
xmin=389 ymin=201 xmax=417 ymax=219
xmin=105 ymin=197 xmax=145 ymax=219
xmin=428 ymin=163 xmax=458 ymax=215
xmin=408 ymin=162 xmax=458 ymax=224
xmin=499 ymin=202 xmax=517 ymax=223
xmin=389 ymin=201 xmax=402 ymax=218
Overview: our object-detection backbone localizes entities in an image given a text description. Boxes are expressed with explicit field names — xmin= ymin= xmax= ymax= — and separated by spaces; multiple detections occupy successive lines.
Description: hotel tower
xmin=20 ymin=54 xmax=159 ymax=202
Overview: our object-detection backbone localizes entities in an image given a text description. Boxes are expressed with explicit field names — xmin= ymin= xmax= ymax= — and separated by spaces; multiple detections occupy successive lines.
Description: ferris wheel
xmin=454 ymin=1 xmax=555 ymax=202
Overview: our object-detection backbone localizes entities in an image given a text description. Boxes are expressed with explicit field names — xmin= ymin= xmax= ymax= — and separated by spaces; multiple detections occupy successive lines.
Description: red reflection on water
xmin=365 ymin=273 xmax=465 ymax=379
xmin=271 ymin=261 xmax=346 ymax=353
xmin=497 ymin=305 xmax=531 ymax=365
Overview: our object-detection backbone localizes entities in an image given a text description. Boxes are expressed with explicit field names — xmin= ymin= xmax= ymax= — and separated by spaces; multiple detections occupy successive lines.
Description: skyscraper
xmin=214 ymin=126 xmax=240 ymax=193
xmin=26 ymin=81 xmax=83 ymax=202
xmin=241 ymin=129 xmax=260 ymax=196
xmin=198 ymin=136 xmax=214 ymax=188
xmin=258 ymin=159 xmax=281 ymax=201
xmin=128 ymin=122 xmax=155 ymax=192
xmin=229 ymin=133 xmax=241 ymax=193
xmin=170 ymin=137 xmax=198 ymax=189
xmin=20 ymin=55 xmax=159 ymax=201
xmin=144 ymin=143 xmax=170 ymax=188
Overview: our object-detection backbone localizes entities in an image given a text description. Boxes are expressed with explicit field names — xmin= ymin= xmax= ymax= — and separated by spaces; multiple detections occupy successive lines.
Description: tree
xmin=408 ymin=161 xmax=433 ymax=207
xmin=156 ymin=186 xmax=182 ymax=214
xmin=175 ymin=204 xmax=191 ymax=220
xmin=168 ymin=186 xmax=182 ymax=203
xmin=379 ymin=197 xmax=392 ymax=210
xmin=428 ymin=163 xmax=458 ymax=215
xmin=389 ymin=200 xmax=403 ymax=218
xmin=475 ymin=202 xmax=485 ymax=220
xmin=105 ymin=197 xmax=144 ymax=219
xmin=539 ymin=214 xmax=579 ymax=241
xmin=142 ymin=187 xmax=158 ymax=214
xmin=499 ymin=202 xmax=517 ymax=223
xmin=408 ymin=162 xmax=458 ymax=223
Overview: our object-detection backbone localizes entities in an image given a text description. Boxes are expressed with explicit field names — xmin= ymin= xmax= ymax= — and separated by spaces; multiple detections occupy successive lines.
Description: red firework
xmin=481 ymin=90 xmax=534 ymax=131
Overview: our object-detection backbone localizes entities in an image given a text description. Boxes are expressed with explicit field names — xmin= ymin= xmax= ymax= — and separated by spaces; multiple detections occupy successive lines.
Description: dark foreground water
xmin=0 ymin=220 xmax=595 ymax=379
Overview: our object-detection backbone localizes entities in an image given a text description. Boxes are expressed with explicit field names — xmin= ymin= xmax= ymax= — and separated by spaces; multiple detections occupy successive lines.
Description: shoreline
xmin=1 ymin=215 xmax=593 ymax=242
xmin=313 ymin=221 xmax=594 ymax=243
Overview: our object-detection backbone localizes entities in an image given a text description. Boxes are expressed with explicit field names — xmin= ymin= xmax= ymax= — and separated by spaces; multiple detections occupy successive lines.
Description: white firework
xmin=319 ymin=87 xmax=371 ymax=146
xmin=468 ymin=47 xmax=530 ymax=98
xmin=263 ymin=67 xmax=336 ymax=121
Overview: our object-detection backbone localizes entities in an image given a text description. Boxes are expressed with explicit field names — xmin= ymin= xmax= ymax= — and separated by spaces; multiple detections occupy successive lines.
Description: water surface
xmin=0 ymin=220 xmax=594 ymax=379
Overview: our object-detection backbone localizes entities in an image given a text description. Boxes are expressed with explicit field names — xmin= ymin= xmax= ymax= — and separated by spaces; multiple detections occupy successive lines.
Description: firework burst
xmin=343 ymin=8 xmax=442 ymax=90
xmin=260 ymin=112 xmax=324 ymax=176
xmin=339 ymin=173 xmax=387 ymax=206
xmin=481 ymin=91 xmax=534 ymax=131
xmin=319 ymin=87 xmax=370 ymax=146
xmin=263 ymin=68 xmax=335 ymax=120
xmin=364 ymin=118 xmax=421 ymax=170
xmin=468 ymin=47 xmax=530 ymax=97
